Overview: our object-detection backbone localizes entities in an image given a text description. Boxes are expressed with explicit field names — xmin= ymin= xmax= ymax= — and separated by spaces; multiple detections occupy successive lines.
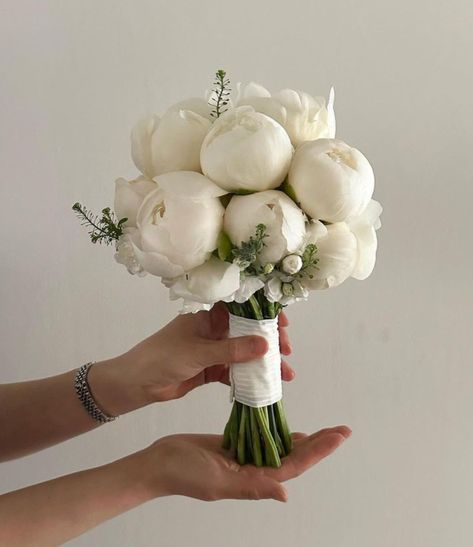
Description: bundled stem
xmin=223 ymin=289 xmax=291 ymax=468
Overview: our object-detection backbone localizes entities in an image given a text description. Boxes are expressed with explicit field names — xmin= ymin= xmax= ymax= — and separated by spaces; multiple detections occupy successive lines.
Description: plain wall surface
xmin=1 ymin=1 xmax=472 ymax=546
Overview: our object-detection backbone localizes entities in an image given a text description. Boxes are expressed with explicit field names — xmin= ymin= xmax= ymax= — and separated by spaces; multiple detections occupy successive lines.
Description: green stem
xmin=269 ymin=404 xmax=285 ymax=457
xmin=228 ymin=402 xmax=239 ymax=455
xmin=254 ymin=407 xmax=281 ymax=468
xmin=248 ymin=295 xmax=263 ymax=320
xmin=249 ymin=408 xmax=263 ymax=467
xmin=274 ymin=400 xmax=293 ymax=454
xmin=237 ymin=405 xmax=247 ymax=465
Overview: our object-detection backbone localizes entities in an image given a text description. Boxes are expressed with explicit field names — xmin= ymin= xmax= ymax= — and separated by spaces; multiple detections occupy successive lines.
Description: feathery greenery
xmin=72 ymin=202 xmax=127 ymax=245
xmin=209 ymin=69 xmax=231 ymax=119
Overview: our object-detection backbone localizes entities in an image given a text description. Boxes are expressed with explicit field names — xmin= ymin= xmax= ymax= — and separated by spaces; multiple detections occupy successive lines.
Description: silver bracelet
xmin=74 ymin=362 xmax=118 ymax=423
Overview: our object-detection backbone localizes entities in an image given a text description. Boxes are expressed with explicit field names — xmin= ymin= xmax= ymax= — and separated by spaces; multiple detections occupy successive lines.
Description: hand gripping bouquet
xmin=73 ymin=70 xmax=382 ymax=468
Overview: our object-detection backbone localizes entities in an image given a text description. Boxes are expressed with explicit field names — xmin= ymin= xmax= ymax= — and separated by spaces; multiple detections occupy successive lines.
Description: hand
xmin=138 ymin=425 xmax=352 ymax=502
xmin=92 ymin=303 xmax=294 ymax=414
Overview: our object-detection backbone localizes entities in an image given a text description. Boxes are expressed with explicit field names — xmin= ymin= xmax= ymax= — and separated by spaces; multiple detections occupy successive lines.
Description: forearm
xmin=0 ymin=356 xmax=151 ymax=462
xmin=0 ymin=449 xmax=162 ymax=547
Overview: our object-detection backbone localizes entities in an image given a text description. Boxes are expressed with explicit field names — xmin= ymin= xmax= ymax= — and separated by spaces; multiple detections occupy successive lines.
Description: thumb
xmin=199 ymin=335 xmax=268 ymax=366
xmin=234 ymin=475 xmax=288 ymax=502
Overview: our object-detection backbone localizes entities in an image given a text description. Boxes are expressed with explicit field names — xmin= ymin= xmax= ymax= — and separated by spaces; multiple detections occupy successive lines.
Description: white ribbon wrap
xmin=228 ymin=314 xmax=282 ymax=407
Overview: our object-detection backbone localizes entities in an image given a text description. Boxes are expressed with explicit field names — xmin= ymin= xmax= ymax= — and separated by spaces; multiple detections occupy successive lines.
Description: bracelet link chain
xmin=74 ymin=362 xmax=118 ymax=423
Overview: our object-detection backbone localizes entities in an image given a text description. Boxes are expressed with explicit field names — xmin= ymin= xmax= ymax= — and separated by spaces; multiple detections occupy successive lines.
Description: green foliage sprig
xmin=231 ymin=223 xmax=268 ymax=272
xmin=72 ymin=202 xmax=127 ymax=245
xmin=209 ymin=69 xmax=231 ymax=119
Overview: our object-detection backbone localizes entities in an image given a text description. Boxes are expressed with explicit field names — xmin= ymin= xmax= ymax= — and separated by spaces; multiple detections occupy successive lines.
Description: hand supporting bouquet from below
xmin=73 ymin=69 xmax=382 ymax=467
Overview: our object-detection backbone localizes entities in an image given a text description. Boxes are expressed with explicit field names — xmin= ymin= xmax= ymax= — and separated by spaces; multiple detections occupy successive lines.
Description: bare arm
xmin=0 ymin=448 xmax=156 ymax=546
xmin=0 ymin=427 xmax=350 ymax=547
xmin=0 ymin=360 xmax=135 ymax=462
xmin=0 ymin=306 xmax=293 ymax=462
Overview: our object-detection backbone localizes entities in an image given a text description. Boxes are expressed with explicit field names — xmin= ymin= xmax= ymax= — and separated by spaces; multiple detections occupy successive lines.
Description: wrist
xmin=106 ymin=448 xmax=168 ymax=504
xmin=120 ymin=444 xmax=171 ymax=499
xmin=87 ymin=355 xmax=154 ymax=417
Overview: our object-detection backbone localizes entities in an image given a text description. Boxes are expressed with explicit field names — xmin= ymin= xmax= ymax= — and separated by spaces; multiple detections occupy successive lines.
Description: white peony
xmin=237 ymin=82 xmax=335 ymax=147
xmin=224 ymin=190 xmax=307 ymax=265
xmin=131 ymin=171 xmax=226 ymax=278
xmin=131 ymin=98 xmax=212 ymax=178
xmin=288 ymin=138 xmax=374 ymax=223
xmin=163 ymin=257 xmax=241 ymax=313
xmin=200 ymin=106 xmax=293 ymax=192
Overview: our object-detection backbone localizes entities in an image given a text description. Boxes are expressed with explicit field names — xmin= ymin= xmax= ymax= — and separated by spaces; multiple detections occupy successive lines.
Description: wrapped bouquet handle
xmin=222 ymin=299 xmax=293 ymax=468
xmin=228 ymin=315 xmax=282 ymax=407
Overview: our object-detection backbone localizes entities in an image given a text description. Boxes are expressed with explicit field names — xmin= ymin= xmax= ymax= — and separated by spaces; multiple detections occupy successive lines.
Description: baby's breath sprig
xmin=209 ymin=69 xmax=231 ymax=119
xmin=232 ymin=223 xmax=268 ymax=272
xmin=72 ymin=202 xmax=127 ymax=245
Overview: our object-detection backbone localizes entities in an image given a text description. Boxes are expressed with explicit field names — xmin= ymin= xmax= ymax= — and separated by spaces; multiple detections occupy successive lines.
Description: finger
xmin=279 ymin=327 xmax=292 ymax=355
xmin=278 ymin=312 xmax=289 ymax=327
xmin=209 ymin=302 xmax=229 ymax=336
xmin=198 ymin=336 xmax=268 ymax=366
xmin=281 ymin=360 xmax=296 ymax=381
xmin=264 ymin=429 xmax=351 ymax=482
xmin=231 ymin=474 xmax=288 ymax=503
xmin=303 ymin=425 xmax=352 ymax=443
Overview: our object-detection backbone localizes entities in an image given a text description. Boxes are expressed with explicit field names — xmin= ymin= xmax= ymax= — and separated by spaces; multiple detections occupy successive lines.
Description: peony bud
xmin=131 ymin=99 xmax=212 ymax=178
xmin=281 ymin=254 xmax=303 ymax=275
xmin=200 ymin=106 xmax=293 ymax=192
xmin=288 ymin=138 xmax=374 ymax=223
xmin=282 ymin=282 xmax=294 ymax=297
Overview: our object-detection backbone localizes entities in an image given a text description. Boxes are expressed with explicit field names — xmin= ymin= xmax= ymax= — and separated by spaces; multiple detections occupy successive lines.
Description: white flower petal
xmin=130 ymin=240 xmax=184 ymax=278
xmin=114 ymin=176 xmax=157 ymax=227
xmin=305 ymin=222 xmax=357 ymax=290
xmin=351 ymin=225 xmax=378 ymax=280
xmin=168 ymin=257 xmax=241 ymax=305
xmin=305 ymin=219 xmax=329 ymax=244
xmin=131 ymin=115 xmax=160 ymax=179
xmin=154 ymin=171 xmax=228 ymax=199
xmin=236 ymin=81 xmax=271 ymax=102
xmin=264 ymin=277 xmax=283 ymax=303
xmin=231 ymin=276 xmax=265 ymax=304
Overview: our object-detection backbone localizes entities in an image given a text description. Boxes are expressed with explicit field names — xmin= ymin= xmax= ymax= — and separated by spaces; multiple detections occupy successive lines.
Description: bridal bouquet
xmin=73 ymin=70 xmax=382 ymax=468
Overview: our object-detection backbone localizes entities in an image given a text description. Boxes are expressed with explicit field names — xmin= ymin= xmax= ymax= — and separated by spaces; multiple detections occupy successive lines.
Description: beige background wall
xmin=1 ymin=1 xmax=472 ymax=546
